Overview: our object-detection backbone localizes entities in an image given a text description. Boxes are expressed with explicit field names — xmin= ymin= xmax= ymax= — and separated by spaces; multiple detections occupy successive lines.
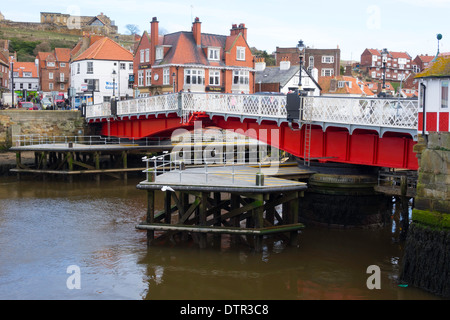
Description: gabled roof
xmin=389 ymin=51 xmax=411 ymax=59
xmin=73 ymin=37 xmax=133 ymax=62
xmin=415 ymin=54 xmax=450 ymax=78
xmin=255 ymin=65 xmax=321 ymax=90
xmin=54 ymin=48 xmax=71 ymax=62
xmin=133 ymin=31 xmax=151 ymax=56
xmin=155 ymin=31 xmax=229 ymax=67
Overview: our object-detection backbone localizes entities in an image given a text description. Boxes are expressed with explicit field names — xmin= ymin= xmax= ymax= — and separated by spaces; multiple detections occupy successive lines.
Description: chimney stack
xmin=192 ymin=17 xmax=201 ymax=47
xmin=230 ymin=23 xmax=247 ymax=41
xmin=150 ymin=17 xmax=159 ymax=64
xmin=280 ymin=57 xmax=291 ymax=71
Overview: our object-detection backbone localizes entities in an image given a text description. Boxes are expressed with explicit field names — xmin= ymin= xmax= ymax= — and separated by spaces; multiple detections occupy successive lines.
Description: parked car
xmin=20 ymin=102 xmax=36 ymax=110
xmin=40 ymin=98 xmax=53 ymax=110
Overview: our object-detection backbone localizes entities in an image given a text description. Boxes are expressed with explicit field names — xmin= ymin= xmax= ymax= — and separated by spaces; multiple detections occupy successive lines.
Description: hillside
xmin=0 ymin=25 xmax=135 ymax=62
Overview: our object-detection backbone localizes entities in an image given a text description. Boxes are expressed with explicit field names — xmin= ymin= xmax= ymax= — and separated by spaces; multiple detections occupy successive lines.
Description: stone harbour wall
xmin=400 ymin=132 xmax=450 ymax=298
xmin=0 ymin=110 xmax=87 ymax=149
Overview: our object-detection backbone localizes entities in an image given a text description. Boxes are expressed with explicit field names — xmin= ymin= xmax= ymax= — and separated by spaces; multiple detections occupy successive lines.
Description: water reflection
xmin=0 ymin=176 xmax=441 ymax=300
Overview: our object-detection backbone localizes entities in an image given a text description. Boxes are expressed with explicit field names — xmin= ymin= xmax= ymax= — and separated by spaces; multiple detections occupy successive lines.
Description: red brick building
xmin=412 ymin=54 xmax=435 ymax=73
xmin=0 ymin=39 xmax=9 ymax=95
xmin=36 ymin=48 xmax=71 ymax=96
xmin=360 ymin=48 xmax=413 ymax=82
xmin=134 ymin=17 xmax=255 ymax=95
xmin=274 ymin=46 xmax=341 ymax=80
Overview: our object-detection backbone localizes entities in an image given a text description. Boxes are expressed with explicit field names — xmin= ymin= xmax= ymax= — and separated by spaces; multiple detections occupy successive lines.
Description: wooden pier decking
xmin=135 ymin=164 xmax=311 ymax=252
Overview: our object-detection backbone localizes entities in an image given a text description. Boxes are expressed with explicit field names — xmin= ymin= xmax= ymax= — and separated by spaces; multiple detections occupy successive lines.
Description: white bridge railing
xmin=85 ymin=92 xmax=418 ymax=130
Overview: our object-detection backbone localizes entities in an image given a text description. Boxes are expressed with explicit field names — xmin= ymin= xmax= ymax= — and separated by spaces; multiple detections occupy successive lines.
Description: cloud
xmin=394 ymin=0 xmax=450 ymax=7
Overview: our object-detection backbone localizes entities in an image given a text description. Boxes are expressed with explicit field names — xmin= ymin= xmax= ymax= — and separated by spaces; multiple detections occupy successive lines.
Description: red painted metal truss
xmin=95 ymin=112 xmax=418 ymax=170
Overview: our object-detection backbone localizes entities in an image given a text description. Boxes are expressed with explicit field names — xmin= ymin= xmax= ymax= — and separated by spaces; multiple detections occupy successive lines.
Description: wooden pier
xmin=135 ymin=164 xmax=310 ymax=252
xmin=9 ymin=142 xmax=173 ymax=182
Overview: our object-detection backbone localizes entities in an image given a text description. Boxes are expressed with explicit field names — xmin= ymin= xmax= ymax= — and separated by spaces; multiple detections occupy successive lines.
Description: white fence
xmin=85 ymin=92 xmax=418 ymax=130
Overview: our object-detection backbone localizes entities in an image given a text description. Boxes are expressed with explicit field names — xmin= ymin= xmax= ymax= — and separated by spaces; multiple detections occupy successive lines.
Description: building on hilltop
xmin=360 ymin=48 xmax=413 ymax=82
xmin=70 ymin=37 xmax=133 ymax=104
xmin=133 ymin=17 xmax=255 ymax=96
xmin=40 ymin=12 xmax=118 ymax=35
xmin=412 ymin=54 xmax=435 ymax=73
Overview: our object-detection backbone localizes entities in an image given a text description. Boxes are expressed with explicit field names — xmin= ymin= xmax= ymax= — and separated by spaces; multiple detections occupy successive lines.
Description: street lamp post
xmin=380 ymin=48 xmax=389 ymax=97
xmin=112 ymin=69 xmax=117 ymax=99
xmin=297 ymin=40 xmax=305 ymax=90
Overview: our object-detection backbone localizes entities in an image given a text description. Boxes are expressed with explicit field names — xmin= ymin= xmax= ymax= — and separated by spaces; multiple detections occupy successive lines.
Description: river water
xmin=0 ymin=175 xmax=442 ymax=300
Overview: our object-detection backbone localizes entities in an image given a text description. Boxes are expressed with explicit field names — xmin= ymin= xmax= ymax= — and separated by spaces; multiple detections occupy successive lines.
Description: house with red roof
xmin=70 ymin=36 xmax=133 ymax=104
xmin=412 ymin=54 xmax=435 ymax=73
xmin=135 ymin=17 xmax=255 ymax=96
xmin=36 ymin=47 xmax=71 ymax=97
xmin=318 ymin=75 xmax=375 ymax=97
xmin=360 ymin=48 xmax=413 ymax=83
xmin=10 ymin=59 xmax=39 ymax=100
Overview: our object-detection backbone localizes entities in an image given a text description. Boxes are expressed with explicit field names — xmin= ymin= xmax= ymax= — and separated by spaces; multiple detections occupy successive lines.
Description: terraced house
xmin=134 ymin=17 xmax=255 ymax=96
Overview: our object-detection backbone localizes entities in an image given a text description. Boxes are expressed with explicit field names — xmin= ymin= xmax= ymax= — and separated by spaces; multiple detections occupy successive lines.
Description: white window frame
xmin=60 ymin=63 xmax=66 ymax=67
xmin=232 ymin=70 xmax=249 ymax=85
xmin=145 ymin=69 xmax=152 ymax=86
xmin=60 ymin=73 xmax=64 ymax=82
xmin=87 ymin=61 xmax=93 ymax=74
xmin=49 ymin=72 xmax=53 ymax=80
xmin=47 ymin=61 xmax=55 ymax=67
xmin=145 ymin=49 xmax=150 ymax=63
xmin=49 ymin=83 xmax=53 ymax=90
xmin=208 ymin=48 xmax=220 ymax=61
xmin=441 ymin=80 xmax=449 ymax=109
xmin=209 ymin=70 xmax=220 ymax=86
xmin=321 ymin=68 xmax=334 ymax=77
xmin=138 ymin=70 xmax=144 ymax=86
xmin=140 ymin=49 xmax=144 ymax=63
xmin=163 ymin=68 xmax=170 ymax=85
xmin=184 ymin=69 xmax=205 ymax=85
xmin=236 ymin=47 xmax=245 ymax=61
xmin=322 ymin=56 xmax=334 ymax=63
xmin=120 ymin=63 xmax=126 ymax=70
xmin=156 ymin=47 xmax=164 ymax=60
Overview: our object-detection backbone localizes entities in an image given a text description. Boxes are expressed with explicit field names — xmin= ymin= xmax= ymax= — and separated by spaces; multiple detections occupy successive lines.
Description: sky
xmin=2 ymin=0 xmax=449 ymax=61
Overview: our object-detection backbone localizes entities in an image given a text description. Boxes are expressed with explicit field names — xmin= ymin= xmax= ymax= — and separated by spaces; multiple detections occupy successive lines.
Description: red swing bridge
xmin=85 ymin=92 xmax=419 ymax=170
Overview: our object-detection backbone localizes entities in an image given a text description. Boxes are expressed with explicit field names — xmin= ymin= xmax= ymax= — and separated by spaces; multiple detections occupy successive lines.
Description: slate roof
xmin=255 ymin=65 xmax=321 ymax=90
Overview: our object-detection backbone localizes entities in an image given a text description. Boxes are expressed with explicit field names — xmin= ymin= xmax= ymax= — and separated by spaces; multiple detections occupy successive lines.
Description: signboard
xmin=206 ymin=86 xmax=225 ymax=93
xmin=105 ymin=81 xmax=118 ymax=90
xmin=81 ymin=83 xmax=88 ymax=92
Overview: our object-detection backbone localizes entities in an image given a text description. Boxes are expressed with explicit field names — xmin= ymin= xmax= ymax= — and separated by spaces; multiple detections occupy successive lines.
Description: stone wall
xmin=400 ymin=132 xmax=450 ymax=298
xmin=0 ymin=110 xmax=88 ymax=149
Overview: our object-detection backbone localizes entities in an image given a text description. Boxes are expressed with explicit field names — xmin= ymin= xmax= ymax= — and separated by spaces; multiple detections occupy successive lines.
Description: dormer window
xmin=208 ymin=48 xmax=220 ymax=61
xmin=156 ymin=47 xmax=164 ymax=60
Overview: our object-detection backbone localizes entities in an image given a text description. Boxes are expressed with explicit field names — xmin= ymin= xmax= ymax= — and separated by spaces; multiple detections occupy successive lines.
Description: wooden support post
xmin=230 ymin=193 xmax=241 ymax=245
xmin=253 ymin=194 xmax=264 ymax=252
xmin=213 ymin=192 xmax=221 ymax=246
xmin=164 ymin=191 xmax=172 ymax=224
xmin=146 ymin=190 xmax=155 ymax=245
xmin=198 ymin=192 xmax=208 ymax=249
xmin=122 ymin=151 xmax=128 ymax=182
xmin=289 ymin=191 xmax=300 ymax=246
xmin=94 ymin=151 xmax=100 ymax=183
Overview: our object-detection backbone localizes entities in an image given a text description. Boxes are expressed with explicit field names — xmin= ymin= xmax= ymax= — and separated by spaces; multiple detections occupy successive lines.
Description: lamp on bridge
xmin=297 ymin=40 xmax=305 ymax=91
xmin=112 ymin=69 xmax=117 ymax=99
xmin=379 ymin=48 xmax=389 ymax=97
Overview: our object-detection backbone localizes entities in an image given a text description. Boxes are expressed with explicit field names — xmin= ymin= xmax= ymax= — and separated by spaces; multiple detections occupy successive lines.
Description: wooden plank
xmin=136 ymin=222 xmax=305 ymax=235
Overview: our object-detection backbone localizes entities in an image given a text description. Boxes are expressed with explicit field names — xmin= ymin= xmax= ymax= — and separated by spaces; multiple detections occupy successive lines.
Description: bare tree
xmin=125 ymin=24 xmax=140 ymax=35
